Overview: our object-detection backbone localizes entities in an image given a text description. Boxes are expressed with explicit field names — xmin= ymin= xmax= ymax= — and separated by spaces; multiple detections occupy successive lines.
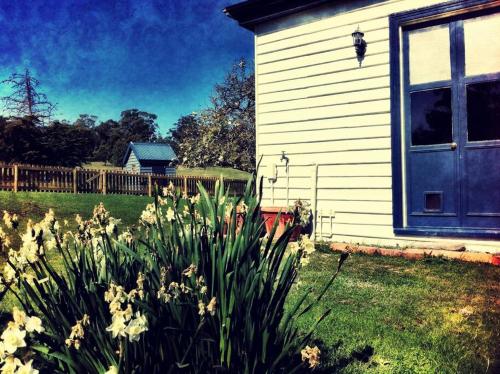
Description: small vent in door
xmin=424 ymin=192 xmax=443 ymax=212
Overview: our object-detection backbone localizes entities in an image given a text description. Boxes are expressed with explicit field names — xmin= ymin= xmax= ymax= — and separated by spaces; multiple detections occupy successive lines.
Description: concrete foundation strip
xmin=330 ymin=242 xmax=500 ymax=266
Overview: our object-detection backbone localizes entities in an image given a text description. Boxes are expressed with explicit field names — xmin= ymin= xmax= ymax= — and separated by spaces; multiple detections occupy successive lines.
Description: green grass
xmin=0 ymin=191 xmax=151 ymax=252
xmin=1 ymin=193 xmax=499 ymax=373
xmin=0 ymin=191 xmax=151 ymax=230
xmin=83 ymin=162 xmax=123 ymax=171
xmin=175 ymin=166 xmax=251 ymax=179
xmin=293 ymin=247 xmax=500 ymax=373
xmin=0 ymin=191 xmax=152 ymax=313
xmin=84 ymin=162 xmax=251 ymax=180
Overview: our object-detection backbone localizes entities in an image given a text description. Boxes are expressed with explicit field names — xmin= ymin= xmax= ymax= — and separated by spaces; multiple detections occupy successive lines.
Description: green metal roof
xmin=125 ymin=142 xmax=176 ymax=163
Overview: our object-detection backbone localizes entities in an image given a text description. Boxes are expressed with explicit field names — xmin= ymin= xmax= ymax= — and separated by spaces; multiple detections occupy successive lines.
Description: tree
xmin=73 ymin=114 xmax=98 ymax=129
xmin=168 ymin=114 xmax=200 ymax=162
xmin=92 ymin=119 xmax=120 ymax=163
xmin=0 ymin=108 xmax=164 ymax=167
xmin=209 ymin=59 xmax=255 ymax=171
xmin=40 ymin=121 xmax=97 ymax=167
xmin=0 ymin=116 xmax=45 ymax=164
xmin=2 ymin=69 xmax=56 ymax=123
xmin=169 ymin=59 xmax=256 ymax=172
xmin=91 ymin=110 xmax=161 ymax=166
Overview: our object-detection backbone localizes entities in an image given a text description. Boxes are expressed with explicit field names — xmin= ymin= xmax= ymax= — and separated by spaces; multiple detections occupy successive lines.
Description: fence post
xmin=102 ymin=170 xmax=107 ymax=195
xmin=73 ymin=168 xmax=78 ymax=194
xmin=183 ymin=176 xmax=188 ymax=196
xmin=13 ymin=164 xmax=18 ymax=192
xmin=148 ymin=175 xmax=152 ymax=197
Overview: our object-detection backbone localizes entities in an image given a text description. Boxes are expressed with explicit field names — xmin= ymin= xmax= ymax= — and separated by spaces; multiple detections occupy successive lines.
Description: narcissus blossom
xmin=125 ymin=313 xmax=148 ymax=342
xmin=2 ymin=211 xmax=19 ymax=230
xmin=14 ymin=359 xmax=38 ymax=374
xmin=0 ymin=356 xmax=23 ymax=374
xmin=105 ymin=365 xmax=118 ymax=374
xmin=207 ymin=297 xmax=217 ymax=316
xmin=1 ymin=323 xmax=26 ymax=354
xmin=301 ymin=345 xmax=320 ymax=368
xmin=182 ymin=264 xmax=197 ymax=278
xmin=106 ymin=314 xmax=127 ymax=339
xmin=25 ymin=317 xmax=44 ymax=334
xmin=166 ymin=207 xmax=175 ymax=222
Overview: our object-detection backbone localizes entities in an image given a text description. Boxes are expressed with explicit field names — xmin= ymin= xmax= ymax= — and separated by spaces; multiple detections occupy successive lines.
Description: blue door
xmin=403 ymin=12 xmax=500 ymax=235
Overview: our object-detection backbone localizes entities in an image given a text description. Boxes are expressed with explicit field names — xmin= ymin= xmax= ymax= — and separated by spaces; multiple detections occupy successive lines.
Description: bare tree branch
xmin=2 ymin=68 xmax=57 ymax=124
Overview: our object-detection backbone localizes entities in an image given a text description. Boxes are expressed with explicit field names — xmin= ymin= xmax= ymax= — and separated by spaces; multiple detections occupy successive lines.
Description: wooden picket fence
xmin=0 ymin=164 xmax=249 ymax=197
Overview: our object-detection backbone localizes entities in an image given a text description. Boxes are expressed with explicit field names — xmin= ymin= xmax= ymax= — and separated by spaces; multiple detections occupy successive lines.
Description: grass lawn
xmin=0 ymin=191 xmax=151 ymax=250
xmin=84 ymin=162 xmax=251 ymax=180
xmin=0 ymin=191 xmax=152 ymax=313
xmin=0 ymin=191 xmax=151 ymax=229
xmin=175 ymin=166 xmax=251 ymax=179
xmin=1 ymin=193 xmax=499 ymax=373
xmin=294 ymin=247 xmax=500 ymax=373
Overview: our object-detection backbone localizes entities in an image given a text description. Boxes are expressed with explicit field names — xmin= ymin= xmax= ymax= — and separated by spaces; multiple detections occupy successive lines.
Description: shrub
xmin=0 ymin=179 xmax=347 ymax=373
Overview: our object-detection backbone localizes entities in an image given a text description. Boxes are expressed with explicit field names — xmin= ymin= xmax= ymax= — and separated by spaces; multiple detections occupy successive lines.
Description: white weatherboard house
xmin=225 ymin=0 xmax=500 ymax=252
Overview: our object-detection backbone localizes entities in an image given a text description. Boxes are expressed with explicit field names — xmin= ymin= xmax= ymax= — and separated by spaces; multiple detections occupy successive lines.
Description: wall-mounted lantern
xmin=352 ymin=26 xmax=367 ymax=67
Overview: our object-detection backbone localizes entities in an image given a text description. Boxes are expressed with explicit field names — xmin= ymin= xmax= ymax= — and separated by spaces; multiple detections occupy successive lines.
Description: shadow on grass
xmin=302 ymin=339 xmax=374 ymax=373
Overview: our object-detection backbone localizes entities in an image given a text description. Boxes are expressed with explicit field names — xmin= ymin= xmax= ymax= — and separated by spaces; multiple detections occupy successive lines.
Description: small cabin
xmin=225 ymin=0 xmax=500 ymax=253
xmin=123 ymin=142 xmax=176 ymax=175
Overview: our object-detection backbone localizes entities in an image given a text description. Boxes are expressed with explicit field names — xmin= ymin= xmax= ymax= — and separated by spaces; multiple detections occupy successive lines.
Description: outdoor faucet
xmin=280 ymin=151 xmax=289 ymax=168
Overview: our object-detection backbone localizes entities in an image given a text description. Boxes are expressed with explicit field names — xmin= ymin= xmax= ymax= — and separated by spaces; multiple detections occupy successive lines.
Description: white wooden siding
xmin=124 ymin=152 xmax=140 ymax=173
xmin=255 ymin=0 xmax=500 ymax=252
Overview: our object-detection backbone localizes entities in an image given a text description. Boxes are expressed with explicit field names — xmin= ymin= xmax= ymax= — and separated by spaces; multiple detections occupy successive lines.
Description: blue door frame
xmin=389 ymin=0 xmax=500 ymax=239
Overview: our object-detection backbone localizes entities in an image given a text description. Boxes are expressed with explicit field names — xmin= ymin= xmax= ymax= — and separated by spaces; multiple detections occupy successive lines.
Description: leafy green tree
xmin=0 ymin=116 xmax=45 ymax=163
xmin=169 ymin=60 xmax=255 ymax=172
xmin=168 ymin=114 xmax=200 ymax=163
xmin=41 ymin=121 xmax=96 ymax=166
xmin=92 ymin=119 xmax=120 ymax=163
xmin=73 ymin=114 xmax=98 ymax=129
xmin=92 ymin=110 xmax=161 ymax=166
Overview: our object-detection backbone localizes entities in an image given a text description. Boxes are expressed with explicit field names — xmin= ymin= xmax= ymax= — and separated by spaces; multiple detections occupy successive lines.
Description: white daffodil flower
xmin=166 ymin=207 xmax=175 ymax=222
xmin=24 ymin=316 xmax=44 ymax=334
xmin=14 ymin=359 xmax=39 ymax=374
xmin=1 ymin=324 xmax=27 ymax=354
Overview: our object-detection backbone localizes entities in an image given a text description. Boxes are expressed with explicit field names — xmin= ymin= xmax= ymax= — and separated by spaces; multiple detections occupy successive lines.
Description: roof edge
xmin=224 ymin=0 xmax=334 ymax=31
xmin=122 ymin=142 xmax=134 ymax=166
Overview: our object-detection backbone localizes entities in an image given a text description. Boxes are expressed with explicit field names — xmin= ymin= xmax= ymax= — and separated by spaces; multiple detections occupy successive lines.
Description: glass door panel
xmin=464 ymin=13 xmax=500 ymax=76
xmin=410 ymin=88 xmax=452 ymax=145
xmin=466 ymin=80 xmax=500 ymax=141
xmin=408 ymin=24 xmax=451 ymax=85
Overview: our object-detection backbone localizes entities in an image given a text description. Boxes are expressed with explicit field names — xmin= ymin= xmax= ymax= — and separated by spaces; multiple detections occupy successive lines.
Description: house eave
xmin=223 ymin=0 xmax=335 ymax=31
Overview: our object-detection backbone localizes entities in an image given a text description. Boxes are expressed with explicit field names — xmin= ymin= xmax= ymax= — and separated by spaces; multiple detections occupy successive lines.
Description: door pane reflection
xmin=411 ymin=88 xmax=452 ymax=146
xmin=467 ymin=80 xmax=500 ymax=141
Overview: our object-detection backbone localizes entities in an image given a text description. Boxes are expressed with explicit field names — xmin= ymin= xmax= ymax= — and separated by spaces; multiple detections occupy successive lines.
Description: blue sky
xmin=0 ymin=0 xmax=252 ymax=133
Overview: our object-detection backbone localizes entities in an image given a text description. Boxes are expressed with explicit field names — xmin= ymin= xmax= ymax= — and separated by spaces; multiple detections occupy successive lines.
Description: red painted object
xmin=261 ymin=207 xmax=302 ymax=242
xmin=492 ymin=255 xmax=500 ymax=266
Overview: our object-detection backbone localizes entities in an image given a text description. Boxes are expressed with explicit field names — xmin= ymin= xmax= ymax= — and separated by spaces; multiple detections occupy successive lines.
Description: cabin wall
xmin=124 ymin=152 xmax=140 ymax=173
xmin=140 ymin=161 xmax=176 ymax=176
xmin=254 ymin=0 xmax=499 ymax=252
xmin=124 ymin=153 xmax=175 ymax=175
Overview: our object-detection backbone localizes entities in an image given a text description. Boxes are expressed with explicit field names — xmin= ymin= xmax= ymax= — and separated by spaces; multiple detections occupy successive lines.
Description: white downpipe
xmin=285 ymin=164 xmax=290 ymax=208
xmin=271 ymin=182 xmax=275 ymax=206
xmin=310 ymin=164 xmax=318 ymax=240
xmin=267 ymin=163 xmax=277 ymax=206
